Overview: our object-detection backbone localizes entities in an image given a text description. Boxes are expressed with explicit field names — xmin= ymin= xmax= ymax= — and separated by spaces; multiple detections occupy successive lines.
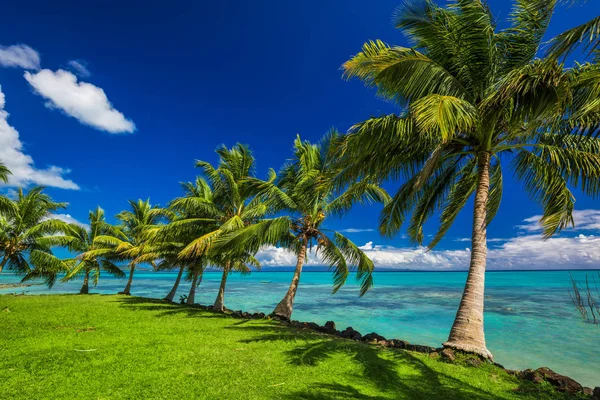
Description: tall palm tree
xmin=341 ymin=0 xmax=600 ymax=359
xmin=160 ymin=145 xmax=276 ymax=312
xmin=0 ymin=187 xmax=71 ymax=284
xmin=88 ymin=199 xmax=167 ymax=295
xmin=61 ymin=207 xmax=125 ymax=294
xmin=217 ymin=133 xmax=389 ymax=320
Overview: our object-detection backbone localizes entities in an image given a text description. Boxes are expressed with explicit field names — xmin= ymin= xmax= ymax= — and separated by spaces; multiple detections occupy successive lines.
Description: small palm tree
xmin=160 ymin=145 xmax=277 ymax=312
xmin=0 ymin=187 xmax=71 ymax=285
xmin=217 ymin=133 xmax=389 ymax=320
xmin=88 ymin=199 xmax=167 ymax=295
xmin=61 ymin=207 xmax=125 ymax=294
xmin=341 ymin=0 xmax=600 ymax=358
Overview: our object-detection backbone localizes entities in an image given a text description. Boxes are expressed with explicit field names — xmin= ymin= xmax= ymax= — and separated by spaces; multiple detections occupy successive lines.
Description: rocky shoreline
xmin=176 ymin=300 xmax=598 ymax=398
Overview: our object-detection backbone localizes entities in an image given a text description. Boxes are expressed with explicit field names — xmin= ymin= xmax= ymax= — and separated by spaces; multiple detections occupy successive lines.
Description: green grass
xmin=0 ymin=295 xmax=580 ymax=399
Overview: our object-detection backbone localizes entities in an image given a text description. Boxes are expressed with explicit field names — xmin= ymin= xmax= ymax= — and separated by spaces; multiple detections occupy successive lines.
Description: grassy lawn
xmin=0 ymin=295 xmax=580 ymax=399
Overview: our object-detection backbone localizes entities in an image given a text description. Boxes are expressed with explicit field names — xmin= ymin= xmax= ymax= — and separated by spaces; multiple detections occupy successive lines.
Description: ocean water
xmin=1 ymin=270 xmax=598 ymax=387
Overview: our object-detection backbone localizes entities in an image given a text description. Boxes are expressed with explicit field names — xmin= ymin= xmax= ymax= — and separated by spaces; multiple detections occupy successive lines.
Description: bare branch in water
xmin=569 ymin=272 xmax=600 ymax=325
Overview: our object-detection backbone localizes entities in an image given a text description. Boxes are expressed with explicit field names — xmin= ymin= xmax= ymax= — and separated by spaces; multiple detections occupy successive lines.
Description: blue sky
xmin=0 ymin=0 xmax=599 ymax=270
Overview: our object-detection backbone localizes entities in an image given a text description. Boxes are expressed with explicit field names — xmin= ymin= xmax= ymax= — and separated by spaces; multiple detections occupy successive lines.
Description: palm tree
xmin=0 ymin=162 xmax=11 ymax=183
xmin=160 ymin=145 xmax=276 ymax=312
xmin=88 ymin=199 xmax=167 ymax=295
xmin=217 ymin=133 xmax=389 ymax=320
xmin=0 ymin=187 xmax=71 ymax=284
xmin=61 ymin=207 xmax=125 ymax=294
xmin=341 ymin=0 xmax=600 ymax=359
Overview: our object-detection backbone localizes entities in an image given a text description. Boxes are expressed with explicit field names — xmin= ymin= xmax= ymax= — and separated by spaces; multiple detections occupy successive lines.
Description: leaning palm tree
xmin=0 ymin=187 xmax=71 ymax=285
xmin=61 ymin=207 xmax=125 ymax=294
xmin=160 ymin=145 xmax=277 ymax=312
xmin=216 ymin=133 xmax=389 ymax=320
xmin=88 ymin=199 xmax=167 ymax=295
xmin=341 ymin=0 xmax=600 ymax=359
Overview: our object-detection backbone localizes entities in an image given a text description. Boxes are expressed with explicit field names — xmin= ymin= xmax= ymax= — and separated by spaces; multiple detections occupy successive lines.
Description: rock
xmin=441 ymin=348 xmax=456 ymax=362
xmin=241 ymin=312 xmax=250 ymax=318
xmin=362 ymin=332 xmax=387 ymax=343
xmin=324 ymin=320 xmax=336 ymax=332
xmin=593 ymin=387 xmax=600 ymax=399
xmin=387 ymin=339 xmax=408 ymax=349
xmin=339 ymin=327 xmax=362 ymax=340
xmin=378 ymin=340 xmax=389 ymax=347
xmin=306 ymin=322 xmax=320 ymax=331
xmin=231 ymin=311 xmax=242 ymax=318
xmin=255 ymin=312 xmax=266 ymax=319
xmin=407 ymin=344 xmax=435 ymax=353
xmin=536 ymin=367 xmax=583 ymax=394
xmin=519 ymin=369 xmax=544 ymax=385
xmin=582 ymin=387 xmax=593 ymax=396
xmin=429 ymin=351 xmax=439 ymax=358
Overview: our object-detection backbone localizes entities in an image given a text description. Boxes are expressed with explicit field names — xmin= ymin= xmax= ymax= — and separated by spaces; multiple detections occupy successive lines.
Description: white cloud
xmin=338 ymin=228 xmax=375 ymax=233
xmin=0 ymin=44 xmax=40 ymax=70
xmin=454 ymin=237 xmax=507 ymax=243
xmin=0 ymin=86 xmax=79 ymax=190
xmin=45 ymin=213 xmax=89 ymax=229
xmin=24 ymin=69 xmax=135 ymax=134
xmin=518 ymin=209 xmax=600 ymax=233
xmin=67 ymin=60 xmax=91 ymax=78
xmin=256 ymin=209 xmax=600 ymax=270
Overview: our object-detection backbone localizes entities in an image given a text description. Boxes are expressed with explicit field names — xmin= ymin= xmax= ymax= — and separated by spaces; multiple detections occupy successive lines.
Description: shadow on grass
xmin=116 ymin=296 xmax=228 ymax=320
xmin=117 ymin=297 xmax=569 ymax=400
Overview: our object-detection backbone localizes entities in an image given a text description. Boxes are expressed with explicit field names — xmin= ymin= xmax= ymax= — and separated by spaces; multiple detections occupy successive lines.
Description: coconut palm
xmin=341 ymin=0 xmax=600 ymax=359
xmin=159 ymin=145 xmax=275 ymax=312
xmin=88 ymin=199 xmax=167 ymax=295
xmin=0 ymin=187 xmax=71 ymax=285
xmin=61 ymin=207 xmax=125 ymax=294
xmin=216 ymin=133 xmax=389 ymax=320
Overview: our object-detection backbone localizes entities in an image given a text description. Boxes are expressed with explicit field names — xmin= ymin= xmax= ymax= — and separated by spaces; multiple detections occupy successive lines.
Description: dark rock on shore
xmin=592 ymin=387 xmax=600 ymax=399
xmin=323 ymin=320 xmax=336 ymax=333
xmin=362 ymin=332 xmax=386 ymax=343
xmin=387 ymin=339 xmax=408 ymax=349
xmin=406 ymin=344 xmax=436 ymax=353
xmin=339 ymin=327 xmax=362 ymax=340
xmin=519 ymin=368 xmax=583 ymax=394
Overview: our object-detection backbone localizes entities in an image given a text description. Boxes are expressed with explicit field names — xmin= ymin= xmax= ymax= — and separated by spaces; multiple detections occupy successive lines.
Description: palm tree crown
xmin=0 ymin=187 xmax=71 ymax=285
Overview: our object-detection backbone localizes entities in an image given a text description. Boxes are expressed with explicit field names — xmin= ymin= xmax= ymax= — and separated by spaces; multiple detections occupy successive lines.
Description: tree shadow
xmin=116 ymin=296 xmax=227 ymax=320
xmin=228 ymin=323 xmax=565 ymax=400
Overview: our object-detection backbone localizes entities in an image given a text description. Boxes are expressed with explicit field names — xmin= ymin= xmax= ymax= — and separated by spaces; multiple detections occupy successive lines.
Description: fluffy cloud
xmin=24 ymin=69 xmax=135 ymax=134
xmin=67 ymin=60 xmax=91 ymax=78
xmin=0 ymin=86 xmax=79 ymax=189
xmin=256 ymin=209 xmax=600 ymax=270
xmin=518 ymin=209 xmax=600 ymax=232
xmin=0 ymin=44 xmax=40 ymax=70
xmin=338 ymin=228 xmax=375 ymax=233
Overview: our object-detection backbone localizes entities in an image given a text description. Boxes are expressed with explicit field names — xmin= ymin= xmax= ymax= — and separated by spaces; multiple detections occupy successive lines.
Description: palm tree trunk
xmin=164 ymin=266 xmax=184 ymax=302
xmin=213 ymin=262 xmax=230 ymax=312
xmin=121 ymin=263 xmax=135 ymax=295
xmin=0 ymin=256 xmax=8 ymax=274
xmin=444 ymin=151 xmax=493 ymax=360
xmin=79 ymin=270 xmax=90 ymax=294
xmin=187 ymin=269 xmax=201 ymax=305
xmin=273 ymin=237 xmax=308 ymax=320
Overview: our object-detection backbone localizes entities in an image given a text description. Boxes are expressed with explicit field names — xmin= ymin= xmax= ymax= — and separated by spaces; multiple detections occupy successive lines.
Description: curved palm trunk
xmin=121 ymin=263 xmax=135 ymax=295
xmin=79 ymin=270 xmax=90 ymax=294
xmin=0 ymin=256 xmax=8 ymax=274
xmin=444 ymin=152 xmax=493 ymax=360
xmin=273 ymin=237 xmax=308 ymax=320
xmin=164 ymin=266 xmax=185 ymax=302
xmin=187 ymin=270 xmax=203 ymax=305
xmin=213 ymin=262 xmax=230 ymax=312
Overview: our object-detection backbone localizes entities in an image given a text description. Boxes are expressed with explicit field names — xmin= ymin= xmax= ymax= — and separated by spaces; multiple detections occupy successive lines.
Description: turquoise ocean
xmin=1 ymin=270 xmax=598 ymax=387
